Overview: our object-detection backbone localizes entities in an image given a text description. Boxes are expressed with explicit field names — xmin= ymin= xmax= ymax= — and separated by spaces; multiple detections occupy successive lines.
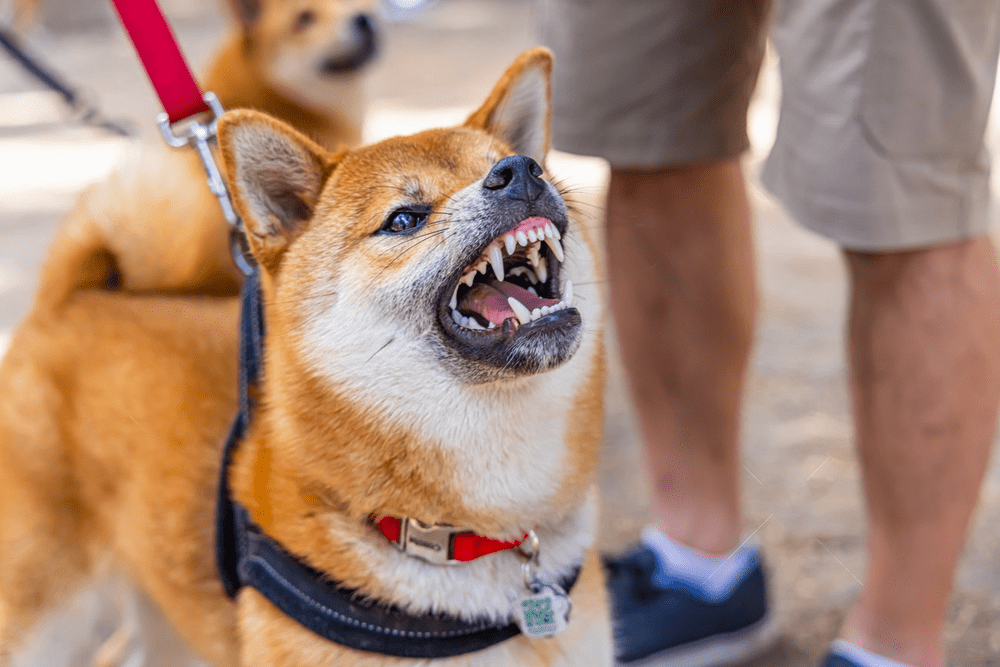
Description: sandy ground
xmin=0 ymin=0 xmax=998 ymax=664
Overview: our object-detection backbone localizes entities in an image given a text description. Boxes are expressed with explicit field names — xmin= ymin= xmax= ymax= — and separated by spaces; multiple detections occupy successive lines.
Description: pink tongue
xmin=458 ymin=281 xmax=560 ymax=326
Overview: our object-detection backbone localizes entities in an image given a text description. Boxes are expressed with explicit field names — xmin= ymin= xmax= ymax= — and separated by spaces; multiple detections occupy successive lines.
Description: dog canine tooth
xmin=564 ymin=279 xmax=574 ymax=306
xmin=544 ymin=235 xmax=565 ymax=263
xmin=536 ymin=256 xmax=548 ymax=284
xmin=450 ymin=286 xmax=459 ymax=310
xmin=488 ymin=245 xmax=505 ymax=281
xmin=507 ymin=297 xmax=532 ymax=325
xmin=515 ymin=230 xmax=529 ymax=247
xmin=504 ymin=233 xmax=517 ymax=255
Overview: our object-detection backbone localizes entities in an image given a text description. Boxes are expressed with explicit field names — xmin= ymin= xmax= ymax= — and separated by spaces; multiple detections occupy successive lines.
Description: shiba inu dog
xmin=0 ymin=48 xmax=611 ymax=666
xmin=205 ymin=0 xmax=379 ymax=150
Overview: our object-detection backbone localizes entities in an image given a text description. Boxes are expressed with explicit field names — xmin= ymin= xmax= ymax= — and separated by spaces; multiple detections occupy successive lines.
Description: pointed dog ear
xmin=465 ymin=47 xmax=552 ymax=166
xmin=218 ymin=110 xmax=338 ymax=272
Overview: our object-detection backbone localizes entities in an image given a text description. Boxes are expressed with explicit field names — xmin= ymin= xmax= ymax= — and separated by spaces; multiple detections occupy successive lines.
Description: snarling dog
xmin=0 ymin=48 xmax=610 ymax=666
xmin=205 ymin=0 xmax=379 ymax=150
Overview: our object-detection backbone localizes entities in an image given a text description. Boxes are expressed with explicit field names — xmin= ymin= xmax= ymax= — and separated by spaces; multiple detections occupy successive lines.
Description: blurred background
xmin=0 ymin=0 xmax=998 ymax=664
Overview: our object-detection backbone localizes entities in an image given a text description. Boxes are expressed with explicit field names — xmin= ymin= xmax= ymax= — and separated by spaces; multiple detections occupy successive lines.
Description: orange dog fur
xmin=0 ymin=48 xmax=612 ymax=666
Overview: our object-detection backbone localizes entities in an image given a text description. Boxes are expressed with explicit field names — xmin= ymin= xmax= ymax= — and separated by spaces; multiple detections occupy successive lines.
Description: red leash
xmin=108 ymin=0 xmax=252 ymax=274
xmin=108 ymin=0 xmax=208 ymax=124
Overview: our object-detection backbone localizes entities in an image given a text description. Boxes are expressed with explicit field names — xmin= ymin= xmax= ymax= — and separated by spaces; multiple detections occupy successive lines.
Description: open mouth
xmin=446 ymin=215 xmax=572 ymax=330
xmin=436 ymin=215 xmax=581 ymax=374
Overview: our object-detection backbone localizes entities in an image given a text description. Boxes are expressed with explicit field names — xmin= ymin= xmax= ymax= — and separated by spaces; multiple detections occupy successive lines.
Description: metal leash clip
xmin=157 ymin=91 xmax=253 ymax=276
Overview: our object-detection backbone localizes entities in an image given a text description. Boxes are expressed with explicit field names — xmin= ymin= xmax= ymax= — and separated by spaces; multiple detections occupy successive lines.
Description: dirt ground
xmin=0 ymin=0 xmax=998 ymax=665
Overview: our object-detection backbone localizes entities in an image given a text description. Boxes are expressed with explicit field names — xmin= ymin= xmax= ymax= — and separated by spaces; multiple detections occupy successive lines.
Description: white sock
xmin=830 ymin=640 xmax=913 ymax=667
xmin=641 ymin=526 xmax=759 ymax=602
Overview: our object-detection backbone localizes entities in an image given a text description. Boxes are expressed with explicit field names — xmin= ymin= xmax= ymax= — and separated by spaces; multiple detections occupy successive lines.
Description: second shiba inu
xmin=205 ymin=0 xmax=379 ymax=150
xmin=0 ymin=48 xmax=612 ymax=666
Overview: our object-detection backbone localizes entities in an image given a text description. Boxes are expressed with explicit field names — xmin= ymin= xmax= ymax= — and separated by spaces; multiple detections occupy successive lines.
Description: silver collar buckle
xmin=391 ymin=517 xmax=469 ymax=565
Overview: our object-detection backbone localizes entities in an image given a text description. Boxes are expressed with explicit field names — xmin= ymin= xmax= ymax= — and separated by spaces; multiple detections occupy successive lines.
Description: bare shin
xmin=604 ymin=160 xmax=757 ymax=554
xmin=842 ymin=238 xmax=1000 ymax=666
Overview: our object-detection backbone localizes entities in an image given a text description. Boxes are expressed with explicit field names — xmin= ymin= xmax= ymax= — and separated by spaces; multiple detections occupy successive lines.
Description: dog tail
xmin=36 ymin=145 xmax=243 ymax=310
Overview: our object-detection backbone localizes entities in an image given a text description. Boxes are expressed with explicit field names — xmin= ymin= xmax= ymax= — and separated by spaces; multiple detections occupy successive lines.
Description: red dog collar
xmin=375 ymin=516 xmax=525 ymax=565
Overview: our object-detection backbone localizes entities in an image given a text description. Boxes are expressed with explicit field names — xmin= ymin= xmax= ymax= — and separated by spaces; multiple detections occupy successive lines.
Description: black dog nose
xmin=483 ymin=155 xmax=545 ymax=202
xmin=353 ymin=13 xmax=376 ymax=38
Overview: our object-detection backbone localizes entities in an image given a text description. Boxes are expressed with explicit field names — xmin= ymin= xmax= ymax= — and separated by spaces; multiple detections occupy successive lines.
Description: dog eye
xmin=381 ymin=208 xmax=430 ymax=234
xmin=294 ymin=10 xmax=316 ymax=31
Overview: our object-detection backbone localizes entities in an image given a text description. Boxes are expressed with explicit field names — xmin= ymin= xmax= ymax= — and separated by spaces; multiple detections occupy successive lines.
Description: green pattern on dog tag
xmin=515 ymin=582 xmax=571 ymax=638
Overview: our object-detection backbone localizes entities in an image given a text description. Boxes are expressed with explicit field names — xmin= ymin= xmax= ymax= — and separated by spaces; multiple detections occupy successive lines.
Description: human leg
xmin=604 ymin=161 xmax=756 ymax=556
xmin=764 ymin=0 xmax=1000 ymax=663
xmin=542 ymin=0 xmax=774 ymax=662
xmin=839 ymin=239 xmax=1000 ymax=667
xmin=602 ymin=159 xmax=773 ymax=666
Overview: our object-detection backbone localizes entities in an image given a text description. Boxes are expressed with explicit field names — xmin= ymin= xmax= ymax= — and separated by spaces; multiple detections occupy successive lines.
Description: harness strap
xmin=216 ymin=266 xmax=264 ymax=598
xmin=108 ymin=0 xmax=209 ymax=123
xmin=232 ymin=504 xmax=524 ymax=658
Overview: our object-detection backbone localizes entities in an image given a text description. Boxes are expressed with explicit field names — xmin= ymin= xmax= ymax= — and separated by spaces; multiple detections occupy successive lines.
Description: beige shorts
xmin=541 ymin=0 xmax=1000 ymax=251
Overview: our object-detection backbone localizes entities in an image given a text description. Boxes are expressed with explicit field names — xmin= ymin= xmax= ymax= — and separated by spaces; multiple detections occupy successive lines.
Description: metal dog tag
xmin=515 ymin=580 xmax=571 ymax=638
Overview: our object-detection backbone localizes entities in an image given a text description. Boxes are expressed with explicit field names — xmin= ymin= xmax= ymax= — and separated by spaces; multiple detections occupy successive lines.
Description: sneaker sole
xmin=616 ymin=612 xmax=780 ymax=667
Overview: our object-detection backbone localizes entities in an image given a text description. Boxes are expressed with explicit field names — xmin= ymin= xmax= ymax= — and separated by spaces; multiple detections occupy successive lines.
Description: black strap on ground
xmin=0 ymin=25 xmax=132 ymax=136
xmin=214 ymin=267 xmax=579 ymax=658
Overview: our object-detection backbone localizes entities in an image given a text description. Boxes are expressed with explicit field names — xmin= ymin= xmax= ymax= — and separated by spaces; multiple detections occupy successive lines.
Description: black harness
xmin=213 ymin=268 xmax=577 ymax=658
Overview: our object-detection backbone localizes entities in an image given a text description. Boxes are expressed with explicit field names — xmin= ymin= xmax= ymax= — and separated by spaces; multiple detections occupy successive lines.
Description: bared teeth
xmin=504 ymin=233 xmax=516 ymax=255
xmin=461 ymin=271 xmax=476 ymax=288
xmin=488 ymin=245 xmax=505 ymax=281
xmin=515 ymin=231 xmax=529 ymax=247
xmin=544 ymin=235 xmax=565 ymax=262
xmin=507 ymin=297 xmax=532 ymax=325
xmin=536 ymin=256 xmax=548 ymax=284
xmin=527 ymin=229 xmax=538 ymax=243
xmin=450 ymin=288 xmax=458 ymax=310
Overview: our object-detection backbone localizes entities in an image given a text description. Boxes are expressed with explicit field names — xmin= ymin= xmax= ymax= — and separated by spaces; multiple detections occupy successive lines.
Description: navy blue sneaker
xmin=604 ymin=543 xmax=777 ymax=666
xmin=821 ymin=640 xmax=913 ymax=667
